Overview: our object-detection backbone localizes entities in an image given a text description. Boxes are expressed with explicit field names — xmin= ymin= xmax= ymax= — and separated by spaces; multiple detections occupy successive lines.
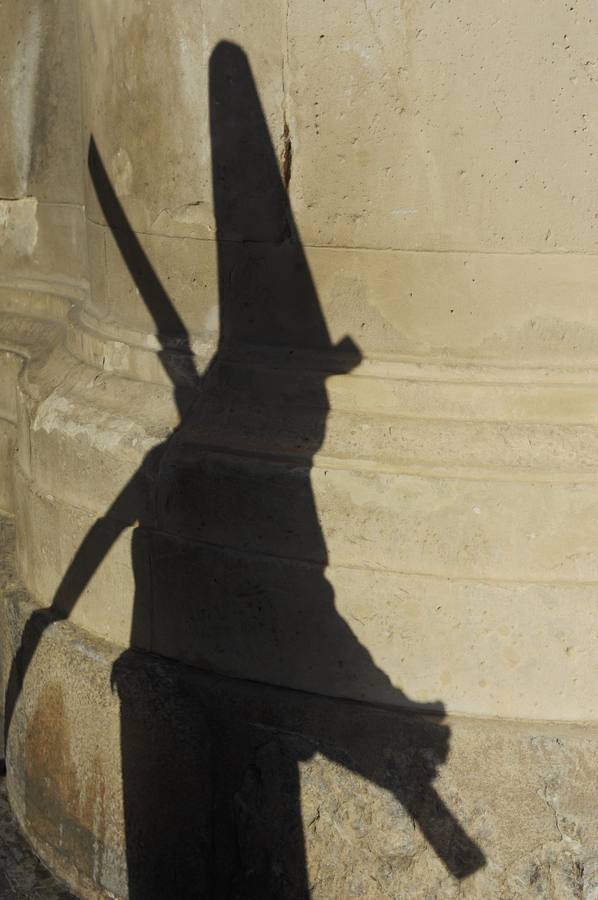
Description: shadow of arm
xmin=4 ymin=476 xmax=138 ymax=753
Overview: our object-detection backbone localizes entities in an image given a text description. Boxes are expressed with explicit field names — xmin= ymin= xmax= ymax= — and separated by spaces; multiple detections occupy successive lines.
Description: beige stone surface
xmin=2 ymin=0 xmax=598 ymax=724
xmin=0 ymin=527 xmax=596 ymax=899
xmin=287 ymin=0 xmax=598 ymax=253
xmin=1 ymin=0 xmax=598 ymax=722
xmin=3 ymin=1 xmax=598 ymax=896
xmin=0 ymin=0 xmax=85 ymax=292
xmin=79 ymin=0 xmax=284 ymax=233
xmin=0 ymin=0 xmax=83 ymax=205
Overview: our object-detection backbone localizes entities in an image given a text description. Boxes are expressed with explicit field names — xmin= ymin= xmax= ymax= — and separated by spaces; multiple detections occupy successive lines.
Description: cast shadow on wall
xmin=5 ymin=41 xmax=485 ymax=898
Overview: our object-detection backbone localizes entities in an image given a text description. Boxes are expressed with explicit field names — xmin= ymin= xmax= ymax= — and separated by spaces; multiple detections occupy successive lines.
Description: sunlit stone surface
xmin=2 ymin=2 xmax=598 ymax=897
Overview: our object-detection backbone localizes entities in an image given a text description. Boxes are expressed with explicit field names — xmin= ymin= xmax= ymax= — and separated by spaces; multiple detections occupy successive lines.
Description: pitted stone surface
xmin=0 ymin=775 xmax=73 ymax=900
xmin=5 ymin=2 xmax=598 ymax=896
xmin=5 ymin=514 xmax=598 ymax=897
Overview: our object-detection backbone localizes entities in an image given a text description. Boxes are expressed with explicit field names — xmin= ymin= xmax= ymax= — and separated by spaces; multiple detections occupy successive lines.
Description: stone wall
xmin=2 ymin=2 xmax=598 ymax=897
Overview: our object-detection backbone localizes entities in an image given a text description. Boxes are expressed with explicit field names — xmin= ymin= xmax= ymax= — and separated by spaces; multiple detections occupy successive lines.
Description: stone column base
xmin=1 ymin=518 xmax=597 ymax=900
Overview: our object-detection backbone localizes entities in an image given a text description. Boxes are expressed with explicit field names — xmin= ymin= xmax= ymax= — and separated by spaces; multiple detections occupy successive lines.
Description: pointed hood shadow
xmin=210 ymin=39 xmax=359 ymax=367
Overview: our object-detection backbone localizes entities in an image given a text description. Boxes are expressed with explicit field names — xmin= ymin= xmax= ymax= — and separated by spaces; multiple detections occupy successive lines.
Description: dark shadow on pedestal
xmin=4 ymin=40 xmax=485 ymax=899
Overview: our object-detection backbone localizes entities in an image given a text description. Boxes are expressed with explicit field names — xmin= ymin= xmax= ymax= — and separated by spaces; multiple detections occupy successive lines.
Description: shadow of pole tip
xmin=415 ymin=784 xmax=487 ymax=880
xmin=450 ymin=846 xmax=487 ymax=880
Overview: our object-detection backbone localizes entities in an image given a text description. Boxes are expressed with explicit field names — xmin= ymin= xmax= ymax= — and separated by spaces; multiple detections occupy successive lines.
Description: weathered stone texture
xmin=2 ymin=1 xmax=598 ymax=898
xmin=3 ymin=515 xmax=598 ymax=898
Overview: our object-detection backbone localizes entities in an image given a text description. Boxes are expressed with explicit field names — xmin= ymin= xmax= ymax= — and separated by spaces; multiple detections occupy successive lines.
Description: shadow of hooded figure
xmin=4 ymin=39 xmax=485 ymax=900
xmin=115 ymin=41 xmax=483 ymax=897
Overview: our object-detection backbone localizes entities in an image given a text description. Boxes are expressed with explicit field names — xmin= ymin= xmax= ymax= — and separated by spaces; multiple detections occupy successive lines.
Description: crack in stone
xmin=543 ymin=783 xmax=565 ymax=843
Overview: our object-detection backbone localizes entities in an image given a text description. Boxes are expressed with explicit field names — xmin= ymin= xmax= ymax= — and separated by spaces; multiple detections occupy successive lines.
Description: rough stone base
xmin=2 ymin=517 xmax=598 ymax=899
xmin=0 ymin=775 xmax=74 ymax=900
